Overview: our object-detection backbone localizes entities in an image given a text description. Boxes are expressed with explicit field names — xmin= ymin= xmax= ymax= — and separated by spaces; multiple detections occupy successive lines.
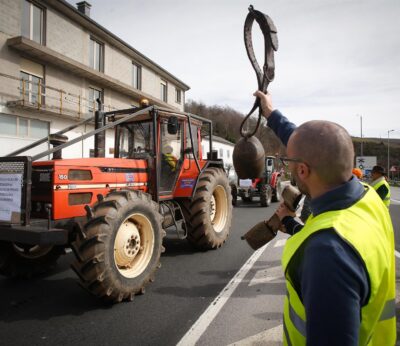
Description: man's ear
xmin=297 ymin=162 xmax=310 ymax=179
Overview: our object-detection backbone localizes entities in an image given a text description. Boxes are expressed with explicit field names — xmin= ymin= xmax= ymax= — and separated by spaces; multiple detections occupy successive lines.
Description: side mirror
xmin=167 ymin=116 xmax=179 ymax=135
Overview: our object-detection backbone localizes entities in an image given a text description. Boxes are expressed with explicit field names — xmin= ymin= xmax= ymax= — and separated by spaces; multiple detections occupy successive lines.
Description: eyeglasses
xmin=279 ymin=156 xmax=304 ymax=167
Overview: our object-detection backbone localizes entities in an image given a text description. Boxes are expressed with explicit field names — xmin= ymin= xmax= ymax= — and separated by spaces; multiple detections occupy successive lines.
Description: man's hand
xmin=253 ymin=90 xmax=274 ymax=119
xmin=276 ymin=203 xmax=296 ymax=221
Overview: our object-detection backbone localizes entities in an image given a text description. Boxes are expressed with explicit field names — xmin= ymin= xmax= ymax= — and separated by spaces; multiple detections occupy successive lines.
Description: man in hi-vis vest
xmin=370 ymin=165 xmax=391 ymax=208
xmin=254 ymin=90 xmax=396 ymax=345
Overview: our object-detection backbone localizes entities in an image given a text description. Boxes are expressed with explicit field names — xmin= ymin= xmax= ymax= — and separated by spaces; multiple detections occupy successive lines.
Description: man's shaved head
xmin=288 ymin=120 xmax=354 ymax=186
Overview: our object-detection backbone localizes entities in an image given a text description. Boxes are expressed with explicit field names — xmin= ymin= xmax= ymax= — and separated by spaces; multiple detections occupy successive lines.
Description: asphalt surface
xmin=0 ymin=188 xmax=399 ymax=346
xmin=0 ymin=199 xmax=276 ymax=346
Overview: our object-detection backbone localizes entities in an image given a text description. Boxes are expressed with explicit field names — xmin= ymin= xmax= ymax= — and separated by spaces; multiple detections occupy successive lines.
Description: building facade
xmin=202 ymin=135 xmax=236 ymax=183
xmin=0 ymin=0 xmax=189 ymax=158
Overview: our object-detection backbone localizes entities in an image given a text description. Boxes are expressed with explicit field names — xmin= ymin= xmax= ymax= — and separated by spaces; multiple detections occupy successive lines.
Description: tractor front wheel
xmin=71 ymin=190 xmax=164 ymax=303
xmin=186 ymin=167 xmax=232 ymax=250
xmin=0 ymin=242 xmax=64 ymax=278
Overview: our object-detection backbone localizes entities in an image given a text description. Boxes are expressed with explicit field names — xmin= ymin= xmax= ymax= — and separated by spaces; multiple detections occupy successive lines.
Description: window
xmin=0 ymin=114 xmax=49 ymax=138
xmin=20 ymin=59 xmax=44 ymax=105
xmin=89 ymin=38 xmax=104 ymax=72
xmin=219 ymin=148 xmax=223 ymax=158
xmin=175 ymin=88 xmax=182 ymax=104
xmin=227 ymin=149 xmax=230 ymax=158
xmin=160 ymin=80 xmax=167 ymax=102
xmin=118 ymin=122 xmax=153 ymax=158
xmin=88 ymin=87 xmax=103 ymax=114
xmin=132 ymin=63 xmax=141 ymax=90
xmin=185 ymin=123 xmax=199 ymax=158
xmin=20 ymin=71 xmax=44 ymax=105
xmin=22 ymin=1 xmax=45 ymax=44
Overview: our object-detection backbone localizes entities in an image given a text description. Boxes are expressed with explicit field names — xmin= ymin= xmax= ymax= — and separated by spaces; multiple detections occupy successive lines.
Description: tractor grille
xmin=0 ymin=156 xmax=32 ymax=225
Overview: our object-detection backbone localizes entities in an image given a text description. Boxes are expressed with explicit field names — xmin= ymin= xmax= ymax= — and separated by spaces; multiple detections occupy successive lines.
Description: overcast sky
xmin=73 ymin=0 xmax=400 ymax=139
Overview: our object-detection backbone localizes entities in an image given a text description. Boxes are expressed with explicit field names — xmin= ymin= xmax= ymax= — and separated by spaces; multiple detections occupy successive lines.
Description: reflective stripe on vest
xmin=282 ymin=185 xmax=396 ymax=346
xmin=371 ymin=178 xmax=391 ymax=207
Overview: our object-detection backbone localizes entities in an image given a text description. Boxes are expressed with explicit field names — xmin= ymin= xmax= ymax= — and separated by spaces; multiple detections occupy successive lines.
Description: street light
xmin=387 ymin=129 xmax=394 ymax=179
xmin=357 ymin=114 xmax=363 ymax=156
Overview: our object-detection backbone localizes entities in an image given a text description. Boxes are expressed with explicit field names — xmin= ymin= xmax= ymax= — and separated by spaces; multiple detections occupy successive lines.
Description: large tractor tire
xmin=260 ymin=184 xmax=272 ymax=207
xmin=71 ymin=190 xmax=164 ymax=303
xmin=186 ymin=167 xmax=232 ymax=250
xmin=0 ymin=242 xmax=64 ymax=278
xmin=272 ymin=176 xmax=282 ymax=202
xmin=231 ymin=184 xmax=238 ymax=207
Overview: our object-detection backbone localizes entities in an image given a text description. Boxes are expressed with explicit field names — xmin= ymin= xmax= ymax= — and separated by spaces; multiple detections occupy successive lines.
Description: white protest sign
xmin=0 ymin=174 xmax=22 ymax=222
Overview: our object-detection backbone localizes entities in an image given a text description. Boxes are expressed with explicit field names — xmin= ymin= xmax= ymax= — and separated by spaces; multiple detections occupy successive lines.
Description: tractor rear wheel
xmin=272 ymin=176 xmax=282 ymax=202
xmin=0 ymin=242 xmax=64 ymax=278
xmin=260 ymin=184 xmax=272 ymax=207
xmin=231 ymin=184 xmax=238 ymax=206
xmin=71 ymin=190 xmax=164 ymax=303
xmin=186 ymin=167 xmax=232 ymax=250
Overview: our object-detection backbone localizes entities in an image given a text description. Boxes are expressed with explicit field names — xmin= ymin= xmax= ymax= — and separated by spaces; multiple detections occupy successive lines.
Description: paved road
xmin=0 ymin=199 xmax=275 ymax=346
xmin=0 ymin=193 xmax=399 ymax=346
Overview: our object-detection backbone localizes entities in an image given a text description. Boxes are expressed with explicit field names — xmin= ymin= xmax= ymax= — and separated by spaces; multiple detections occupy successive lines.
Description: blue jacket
xmin=267 ymin=110 xmax=369 ymax=345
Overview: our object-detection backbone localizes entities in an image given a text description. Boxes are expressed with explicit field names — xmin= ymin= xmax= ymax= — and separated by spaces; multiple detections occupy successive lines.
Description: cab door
xmin=159 ymin=117 xmax=183 ymax=197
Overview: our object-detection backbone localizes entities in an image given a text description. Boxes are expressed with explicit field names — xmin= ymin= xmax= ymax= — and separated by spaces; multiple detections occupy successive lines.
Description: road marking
xmin=274 ymin=239 xmax=286 ymax=248
xmin=227 ymin=324 xmax=283 ymax=346
xmin=391 ymin=199 xmax=400 ymax=205
xmin=176 ymin=242 xmax=272 ymax=346
xmin=395 ymin=250 xmax=400 ymax=259
xmin=248 ymin=266 xmax=285 ymax=286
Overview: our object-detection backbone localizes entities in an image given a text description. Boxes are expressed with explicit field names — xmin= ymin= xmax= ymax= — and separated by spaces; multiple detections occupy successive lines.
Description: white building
xmin=202 ymin=135 xmax=236 ymax=182
xmin=0 ymin=0 xmax=189 ymax=159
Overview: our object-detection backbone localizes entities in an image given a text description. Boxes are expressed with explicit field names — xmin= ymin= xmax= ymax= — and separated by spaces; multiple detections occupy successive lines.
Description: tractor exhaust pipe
xmin=48 ymin=134 xmax=68 ymax=160
xmin=94 ymin=99 xmax=105 ymax=158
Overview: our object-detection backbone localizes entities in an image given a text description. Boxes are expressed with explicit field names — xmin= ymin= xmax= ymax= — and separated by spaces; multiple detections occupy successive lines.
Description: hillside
xmin=185 ymin=100 xmax=286 ymax=156
xmin=185 ymin=100 xmax=400 ymax=176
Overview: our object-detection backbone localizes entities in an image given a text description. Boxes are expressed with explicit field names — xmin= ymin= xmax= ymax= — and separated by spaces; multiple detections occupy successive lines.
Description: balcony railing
xmin=0 ymin=72 xmax=117 ymax=119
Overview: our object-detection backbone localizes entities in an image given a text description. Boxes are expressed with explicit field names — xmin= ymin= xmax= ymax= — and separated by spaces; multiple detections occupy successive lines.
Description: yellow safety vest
xmin=164 ymin=153 xmax=177 ymax=171
xmin=282 ymin=185 xmax=396 ymax=345
xmin=371 ymin=178 xmax=391 ymax=208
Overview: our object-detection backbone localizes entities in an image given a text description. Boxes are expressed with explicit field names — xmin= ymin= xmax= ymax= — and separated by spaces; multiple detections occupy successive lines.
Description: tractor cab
xmin=113 ymin=109 xmax=209 ymax=200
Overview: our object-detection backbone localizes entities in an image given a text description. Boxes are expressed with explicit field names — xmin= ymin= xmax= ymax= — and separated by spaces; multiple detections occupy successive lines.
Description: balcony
xmin=0 ymin=72 xmax=117 ymax=119
xmin=7 ymin=36 xmax=175 ymax=110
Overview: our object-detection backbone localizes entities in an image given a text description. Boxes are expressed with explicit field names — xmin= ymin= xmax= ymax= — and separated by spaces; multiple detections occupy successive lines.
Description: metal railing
xmin=0 ymin=72 xmax=118 ymax=118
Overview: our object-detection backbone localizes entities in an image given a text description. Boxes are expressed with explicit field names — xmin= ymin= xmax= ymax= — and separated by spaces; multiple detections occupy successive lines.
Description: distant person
xmin=370 ymin=165 xmax=391 ymax=208
xmin=162 ymin=145 xmax=177 ymax=172
xmin=352 ymin=168 xmax=363 ymax=180
xmin=254 ymin=90 xmax=396 ymax=345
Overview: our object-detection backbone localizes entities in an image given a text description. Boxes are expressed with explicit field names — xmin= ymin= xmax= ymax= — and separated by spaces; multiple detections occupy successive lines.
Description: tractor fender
xmin=269 ymin=172 xmax=281 ymax=190
xmin=190 ymin=160 xmax=225 ymax=198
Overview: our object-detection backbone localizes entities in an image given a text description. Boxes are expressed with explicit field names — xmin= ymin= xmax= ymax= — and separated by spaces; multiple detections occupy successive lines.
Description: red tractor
xmin=231 ymin=156 xmax=282 ymax=207
xmin=0 ymin=102 xmax=232 ymax=303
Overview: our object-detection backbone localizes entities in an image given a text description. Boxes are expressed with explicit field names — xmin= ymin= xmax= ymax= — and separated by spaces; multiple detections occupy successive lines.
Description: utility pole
xmin=360 ymin=115 xmax=363 ymax=156
xmin=388 ymin=129 xmax=394 ymax=179
xmin=357 ymin=114 xmax=363 ymax=156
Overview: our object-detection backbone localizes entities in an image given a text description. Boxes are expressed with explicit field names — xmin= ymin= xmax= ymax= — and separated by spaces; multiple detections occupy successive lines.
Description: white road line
xmin=274 ymin=239 xmax=286 ymax=248
xmin=248 ymin=266 xmax=284 ymax=286
xmin=176 ymin=242 xmax=271 ymax=346
xmin=395 ymin=250 xmax=400 ymax=259
xmin=391 ymin=199 xmax=400 ymax=205
xmin=227 ymin=324 xmax=283 ymax=346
